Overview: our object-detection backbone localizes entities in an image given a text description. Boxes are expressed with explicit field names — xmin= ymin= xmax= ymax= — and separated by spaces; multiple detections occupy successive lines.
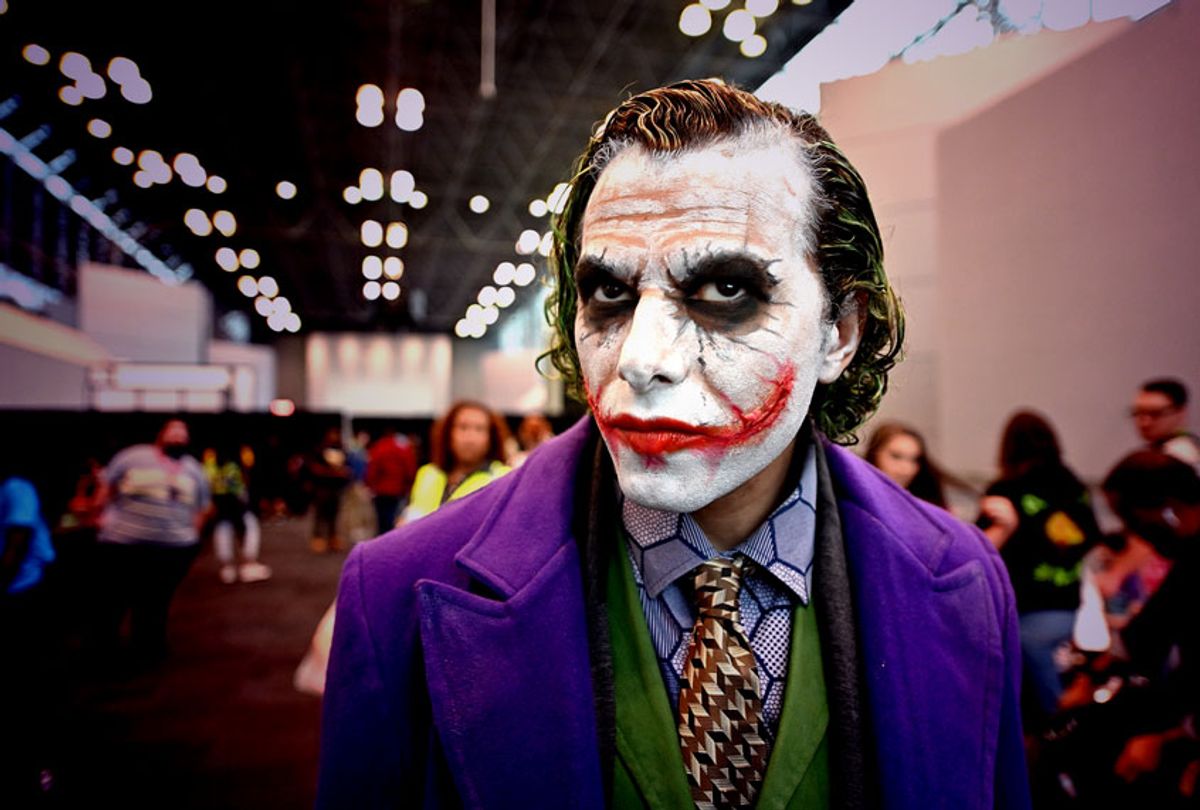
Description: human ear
xmin=817 ymin=291 xmax=866 ymax=384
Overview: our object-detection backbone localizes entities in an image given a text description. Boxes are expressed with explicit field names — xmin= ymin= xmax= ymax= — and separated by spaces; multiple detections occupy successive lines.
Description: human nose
xmin=617 ymin=292 xmax=690 ymax=392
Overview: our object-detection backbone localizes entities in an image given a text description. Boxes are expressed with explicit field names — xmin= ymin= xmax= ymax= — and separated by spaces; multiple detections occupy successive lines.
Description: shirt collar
xmin=619 ymin=441 xmax=818 ymax=604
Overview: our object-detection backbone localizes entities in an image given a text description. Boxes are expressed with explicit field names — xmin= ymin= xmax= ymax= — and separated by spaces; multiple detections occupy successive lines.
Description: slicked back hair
xmin=541 ymin=78 xmax=903 ymax=443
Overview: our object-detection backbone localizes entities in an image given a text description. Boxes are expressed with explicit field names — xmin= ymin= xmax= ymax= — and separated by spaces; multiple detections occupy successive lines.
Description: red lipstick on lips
xmin=590 ymin=363 xmax=795 ymax=459
xmin=601 ymin=414 xmax=725 ymax=456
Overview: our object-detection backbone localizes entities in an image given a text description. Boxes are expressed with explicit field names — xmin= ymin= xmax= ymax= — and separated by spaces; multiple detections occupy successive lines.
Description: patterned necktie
xmin=678 ymin=556 xmax=767 ymax=809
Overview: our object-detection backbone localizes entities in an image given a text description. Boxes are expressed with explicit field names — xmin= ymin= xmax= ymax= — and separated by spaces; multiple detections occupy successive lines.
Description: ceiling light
xmin=138 ymin=149 xmax=163 ymax=169
xmin=362 ymin=256 xmax=382 ymax=279
xmin=361 ymin=220 xmax=383 ymax=247
xmin=538 ymin=231 xmax=554 ymax=257
xmin=723 ymin=9 xmax=756 ymax=41
xmin=183 ymin=208 xmax=212 ymax=236
xmin=237 ymin=276 xmax=258 ymax=297
xmin=528 ymin=199 xmax=548 ymax=217
xmin=86 ymin=118 xmax=112 ymax=138
xmin=112 ymin=146 xmax=134 ymax=165
xmin=213 ymin=210 xmax=237 ymax=237
xmin=356 ymin=84 xmax=385 ymax=127
xmin=255 ymin=296 xmax=273 ymax=316
xmin=701 ymin=0 xmax=731 ymax=9
xmin=343 ymin=186 xmax=362 ymax=205
xmin=22 ymin=44 xmax=50 ymax=66
xmin=206 ymin=175 xmax=227 ymax=194
xmin=58 ymin=86 xmax=83 ymax=106
xmin=132 ymin=170 xmax=153 ymax=188
xmin=480 ymin=305 xmax=499 ymax=325
xmin=465 ymin=303 xmax=485 ymax=324
xmin=275 ymin=180 xmax=297 ymax=200
xmin=469 ymin=194 xmax=490 ymax=214
xmin=454 ymin=319 xmax=471 ymax=339
xmin=271 ymin=296 xmax=291 ymax=316
xmin=513 ymin=262 xmax=536 ymax=286
xmin=390 ymin=170 xmax=415 ymax=203
xmin=746 ymin=0 xmax=779 ymax=16
xmin=216 ymin=247 xmax=240 ymax=272
xmin=495 ymin=287 xmax=516 ymax=308
xmin=121 ymin=78 xmax=152 ymax=104
xmin=360 ymin=168 xmax=384 ymax=201
xmin=493 ymin=261 xmax=516 ymax=285
xmin=77 ymin=73 xmax=106 ymax=100
xmin=107 ymin=56 xmax=140 ymax=85
xmin=547 ymin=183 xmax=572 ymax=215
xmin=173 ymin=153 xmax=206 ymax=187
xmin=239 ymin=248 xmax=260 ymax=269
xmin=381 ymin=281 xmax=401 ymax=301
xmin=257 ymin=276 xmax=279 ymax=297
xmin=409 ymin=190 xmax=428 ymax=209
xmin=385 ymin=222 xmax=408 ymax=249
xmin=515 ymin=229 xmax=540 ymax=255
xmin=59 ymin=52 xmax=91 ymax=81
xmin=395 ymin=87 xmax=425 ymax=131
xmin=679 ymin=4 xmax=713 ymax=36
xmin=478 ymin=286 xmax=498 ymax=307
xmin=285 ymin=313 xmax=301 ymax=333
xmin=740 ymin=34 xmax=768 ymax=57
xmin=383 ymin=257 xmax=404 ymax=279
xmin=363 ymin=280 xmax=381 ymax=300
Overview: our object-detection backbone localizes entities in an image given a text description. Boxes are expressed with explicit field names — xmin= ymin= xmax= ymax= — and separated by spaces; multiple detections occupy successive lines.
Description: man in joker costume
xmin=318 ymin=80 xmax=1031 ymax=809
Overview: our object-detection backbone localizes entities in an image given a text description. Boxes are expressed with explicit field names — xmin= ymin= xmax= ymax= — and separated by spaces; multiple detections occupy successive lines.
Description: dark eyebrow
xmin=677 ymin=250 xmax=781 ymax=290
xmin=574 ymin=254 xmax=635 ymax=289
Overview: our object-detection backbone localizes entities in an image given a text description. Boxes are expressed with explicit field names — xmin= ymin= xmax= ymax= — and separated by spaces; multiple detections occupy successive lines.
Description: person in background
xmin=95 ymin=419 xmax=210 ymax=663
xmin=864 ymin=421 xmax=948 ymax=508
xmin=307 ymin=427 xmax=351 ymax=553
xmin=0 ymin=453 xmax=58 ymax=802
xmin=365 ymin=424 xmax=417 ymax=533
xmin=204 ymin=443 xmax=270 ymax=585
xmin=1098 ymin=451 xmax=1199 ymax=804
xmin=401 ymin=401 xmax=511 ymax=523
xmin=509 ymin=412 xmax=557 ymax=468
xmin=1131 ymin=378 xmax=1200 ymax=470
xmin=979 ymin=410 xmax=1102 ymax=723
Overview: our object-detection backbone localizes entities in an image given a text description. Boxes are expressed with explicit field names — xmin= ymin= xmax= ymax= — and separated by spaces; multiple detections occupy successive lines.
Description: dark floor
xmin=47 ymin=517 xmax=345 ymax=809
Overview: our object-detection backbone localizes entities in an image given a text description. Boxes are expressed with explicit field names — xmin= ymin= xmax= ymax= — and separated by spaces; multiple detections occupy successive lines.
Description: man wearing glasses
xmin=1132 ymin=379 xmax=1200 ymax=470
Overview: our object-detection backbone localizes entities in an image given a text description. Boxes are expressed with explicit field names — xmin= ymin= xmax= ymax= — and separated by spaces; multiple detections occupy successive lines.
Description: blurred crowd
xmin=863 ymin=378 xmax=1199 ymax=808
xmin=2 ymin=379 xmax=1197 ymax=806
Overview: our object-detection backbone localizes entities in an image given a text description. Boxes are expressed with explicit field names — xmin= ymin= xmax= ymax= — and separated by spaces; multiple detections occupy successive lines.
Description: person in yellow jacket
xmin=401 ymin=401 xmax=512 ymax=523
xmin=295 ymin=401 xmax=511 ymax=696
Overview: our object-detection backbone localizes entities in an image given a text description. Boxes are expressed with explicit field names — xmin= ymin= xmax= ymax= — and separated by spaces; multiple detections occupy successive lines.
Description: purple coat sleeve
xmin=990 ymin=549 xmax=1034 ymax=810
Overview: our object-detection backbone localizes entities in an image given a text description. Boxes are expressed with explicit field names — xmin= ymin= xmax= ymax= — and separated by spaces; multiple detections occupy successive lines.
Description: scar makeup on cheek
xmin=588 ymin=361 xmax=795 ymax=464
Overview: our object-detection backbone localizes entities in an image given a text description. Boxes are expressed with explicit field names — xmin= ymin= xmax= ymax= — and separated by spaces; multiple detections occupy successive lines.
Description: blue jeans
xmin=1019 ymin=609 xmax=1076 ymax=718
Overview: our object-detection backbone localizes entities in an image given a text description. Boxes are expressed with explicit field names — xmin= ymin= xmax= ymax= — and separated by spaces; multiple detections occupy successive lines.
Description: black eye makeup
xmin=676 ymin=251 xmax=779 ymax=330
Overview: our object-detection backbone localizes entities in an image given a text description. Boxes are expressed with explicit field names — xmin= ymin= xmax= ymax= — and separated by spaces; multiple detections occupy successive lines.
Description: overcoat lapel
xmin=415 ymin=421 xmax=605 ymax=809
xmin=824 ymin=442 xmax=1006 ymax=810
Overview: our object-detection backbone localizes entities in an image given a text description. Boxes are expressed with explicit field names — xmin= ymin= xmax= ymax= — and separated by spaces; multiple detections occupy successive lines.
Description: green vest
xmin=607 ymin=539 xmax=831 ymax=809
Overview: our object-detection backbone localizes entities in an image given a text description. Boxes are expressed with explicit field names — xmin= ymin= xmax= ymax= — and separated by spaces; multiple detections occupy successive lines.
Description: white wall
xmin=78 ymin=262 xmax=212 ymax=363
xmin=815 ymin=8 xmax=1198 ymax=481
xmin=208 ymin=340 xmax=277 ymax=411
xmin=306 ymin=332 xmax=452 ymax=416
xmin=937 ymin=1 xmax=1200 ymax=481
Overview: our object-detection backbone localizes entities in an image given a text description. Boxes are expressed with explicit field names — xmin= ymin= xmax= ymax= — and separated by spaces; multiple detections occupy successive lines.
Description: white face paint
xmin=575 ymin=135 xmax=861 ymax=513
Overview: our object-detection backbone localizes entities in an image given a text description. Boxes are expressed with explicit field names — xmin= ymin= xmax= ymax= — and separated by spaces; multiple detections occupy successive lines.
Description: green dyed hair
xmin=540 ymin=78 xmax=904 ymax=444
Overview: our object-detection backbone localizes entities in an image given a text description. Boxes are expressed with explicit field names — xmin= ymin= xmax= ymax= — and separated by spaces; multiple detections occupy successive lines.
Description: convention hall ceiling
xmin=0 ymin=0 xmax=847 ymax=339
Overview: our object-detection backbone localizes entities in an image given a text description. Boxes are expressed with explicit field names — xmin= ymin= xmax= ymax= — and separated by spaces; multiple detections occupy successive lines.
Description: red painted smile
xmin=590 ymin=364 xmax=795 ymax=459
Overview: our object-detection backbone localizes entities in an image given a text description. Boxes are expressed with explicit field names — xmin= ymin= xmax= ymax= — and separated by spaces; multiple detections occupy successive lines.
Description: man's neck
xmin=691 ymin=438 xmax=799 ymax=551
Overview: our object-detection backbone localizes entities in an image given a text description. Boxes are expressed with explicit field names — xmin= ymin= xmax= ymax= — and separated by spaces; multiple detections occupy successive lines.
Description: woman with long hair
xmin=402 ymin=401 xmax=511 ymax=523
xmin=980 ymin=410 xmax=1102 ymax=723
xmin=864 ymin=421 xmax=948 ymax=508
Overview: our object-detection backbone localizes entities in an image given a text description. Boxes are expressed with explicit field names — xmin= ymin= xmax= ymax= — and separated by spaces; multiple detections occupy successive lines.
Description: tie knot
xmin=693 ymin=556 xmax=745 ymax=621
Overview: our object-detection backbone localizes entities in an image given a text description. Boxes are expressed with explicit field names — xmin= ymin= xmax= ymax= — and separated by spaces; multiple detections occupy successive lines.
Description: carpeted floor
xmin=48 ymin=517 xmax=346 ymax=809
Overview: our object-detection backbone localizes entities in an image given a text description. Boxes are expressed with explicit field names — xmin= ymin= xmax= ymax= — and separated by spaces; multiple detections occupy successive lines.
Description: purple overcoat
xmin=318 ymin=417 xmax=1032 ymax=809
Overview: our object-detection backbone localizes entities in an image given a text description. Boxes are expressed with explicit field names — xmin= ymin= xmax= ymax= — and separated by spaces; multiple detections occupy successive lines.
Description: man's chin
xmin=610 ymin=452 xmax=736 ymax=514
